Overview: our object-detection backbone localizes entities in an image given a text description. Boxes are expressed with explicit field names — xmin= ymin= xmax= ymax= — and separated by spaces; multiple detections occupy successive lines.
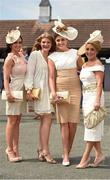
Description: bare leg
xmin=13 ymin=115 xmax=21 ymax=157
xmin=60 ymin=123 xmax=69 ymax=162
xmin=77 ymin=141 xmax=94 ymax=166
xmin=6 ymin=115 xmax=17 ymax=152
xmin=40 ymin=114 xmax=52 ymax=153
xmin=38 ymin=116 xmax=43 ymax=151
xmin=93 ymin=142 xmax=104 ymax=163
xmin=68 ymin=122 xmax=77 ymax=154
xmin=5 ymin=115 xmax=21 ymax=161
xmin=39 ymin=114 xmax=56 ymax=163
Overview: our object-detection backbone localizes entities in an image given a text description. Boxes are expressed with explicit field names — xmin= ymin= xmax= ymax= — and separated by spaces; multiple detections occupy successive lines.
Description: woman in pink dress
xmin=3 ymin=27 xmax=27 ymax=162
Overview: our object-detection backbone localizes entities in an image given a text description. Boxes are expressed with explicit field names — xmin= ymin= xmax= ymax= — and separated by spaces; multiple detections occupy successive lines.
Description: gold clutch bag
xmin=32 ymin=88 xmax=41 ymax=99
xmin=84 ymin=107 xmax=107 ymax=129
xmin=50 ymin=91 xmax=70 ymax=103
xmin=1 ymin=90 xmax=23 ymax=101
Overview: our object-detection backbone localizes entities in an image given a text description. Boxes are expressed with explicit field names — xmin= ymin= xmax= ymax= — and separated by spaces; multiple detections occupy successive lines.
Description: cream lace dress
xmin=5 ymin=53 xmax=27 ymax=115
xmin=80 ymin=65 xmax=104 ymax=141
xmin=24 ymin=50 xmax=52 ymax=114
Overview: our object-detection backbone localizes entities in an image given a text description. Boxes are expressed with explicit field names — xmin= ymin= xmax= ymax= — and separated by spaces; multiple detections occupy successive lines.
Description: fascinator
xmin=78 ymin=30 xmax=104 ymax=55
xmin=6 ymin=27 xmax=21 ymax=44
xmin=52 ymin=18 xmax=78 ymax=41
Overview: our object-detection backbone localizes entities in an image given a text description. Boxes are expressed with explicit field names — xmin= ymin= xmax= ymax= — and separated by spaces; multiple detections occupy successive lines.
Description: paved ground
xmin=0 ymin=92 xmax=110 ymax=179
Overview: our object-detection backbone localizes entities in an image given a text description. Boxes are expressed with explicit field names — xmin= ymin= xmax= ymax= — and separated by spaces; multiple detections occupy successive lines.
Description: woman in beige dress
xmin=24 ymin=32 xmax=56 ymax=163
xmin=3 ymin=27 xmax=27 ymax=162
xmin=48 ymin=20 xmax=83 ymax=166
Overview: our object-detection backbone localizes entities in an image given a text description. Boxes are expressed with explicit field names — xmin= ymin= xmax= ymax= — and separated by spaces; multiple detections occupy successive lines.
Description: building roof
xmin=0 ymin=19 xmax=110 ymax=49
xmin=39 ymin=0 xmax=51 ymax=7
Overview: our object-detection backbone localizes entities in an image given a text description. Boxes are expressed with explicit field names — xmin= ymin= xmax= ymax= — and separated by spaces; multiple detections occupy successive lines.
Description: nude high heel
xmin=14 ymin=152 xmax=23 ymax=161
xmin=37 ymin=149 xmax=45 ymax=161
xmin=5 ymin=149 xmax=20 ymax=162
xmin=89 ymin=155 xmax=105 ymax=167
xmin=76 ymin=157 xmax=91 ymax=169
xmin=42 ymin=152 xmax=57 ymax=164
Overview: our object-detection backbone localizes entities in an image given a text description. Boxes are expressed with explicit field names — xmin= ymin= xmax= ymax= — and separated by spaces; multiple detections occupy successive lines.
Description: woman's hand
xmin=53 ymin=95 xmax=63 ymax=104
xmin=94 ymin=102 xmax=100 ymax=111
xmin=26 ymin=90 xmax=37 ymax=101
xmin=7 ymin=94 xmax=15 ymax=103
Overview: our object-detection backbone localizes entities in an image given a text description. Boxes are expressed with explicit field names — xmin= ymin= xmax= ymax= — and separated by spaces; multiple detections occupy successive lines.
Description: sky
xmin=0 ymin=0 xmax=110 ymax=20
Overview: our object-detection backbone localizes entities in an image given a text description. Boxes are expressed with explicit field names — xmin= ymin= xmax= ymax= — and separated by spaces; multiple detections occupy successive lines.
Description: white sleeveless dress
xmin=80 ymin=65 xmax=104 ymax=141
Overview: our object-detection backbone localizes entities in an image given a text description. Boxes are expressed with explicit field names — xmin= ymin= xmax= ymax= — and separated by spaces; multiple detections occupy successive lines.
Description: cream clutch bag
xmin=50 ymin=91 xmax=70 ymax=103
xmin=84 ymin=107 xmax=107 ymax=129
xmin=32 ymin=88 xmax=41 ymax=99
xmin=1 ymin=90 xmax=23 ymax=101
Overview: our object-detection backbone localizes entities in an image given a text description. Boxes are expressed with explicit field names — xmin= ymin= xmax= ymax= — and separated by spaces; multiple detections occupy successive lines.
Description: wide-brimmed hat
xmin=78 ymin=30 xmax=104 ymax=55
xmin=52 ymin=19 xmax=78 ymax=41
xmin=6 ymin=27 xmax=21 ymax=44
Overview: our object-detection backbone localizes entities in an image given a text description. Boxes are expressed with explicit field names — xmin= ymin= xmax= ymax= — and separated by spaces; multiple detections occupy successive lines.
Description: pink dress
xmin=5 ymin=53 xmax=27 ymax=115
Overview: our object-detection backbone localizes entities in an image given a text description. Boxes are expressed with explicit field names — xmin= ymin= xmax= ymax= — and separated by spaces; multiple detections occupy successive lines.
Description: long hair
xmin=32 ymin=32 xmax=55 ymax=54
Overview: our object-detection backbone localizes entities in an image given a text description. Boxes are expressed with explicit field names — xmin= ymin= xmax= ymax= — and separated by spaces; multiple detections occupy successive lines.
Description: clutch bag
xmin=84 ymin=107 xmax=107 ymax=129
xmin=50 ymin=91 xmax=70 ymax=103
xmin=32 ymin=88 xmax=41 ymax=99
xmin=1 ymin=90 xmax=23 ymax=101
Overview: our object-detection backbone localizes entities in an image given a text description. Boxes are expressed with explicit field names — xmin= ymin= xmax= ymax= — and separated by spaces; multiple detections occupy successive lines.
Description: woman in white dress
xmin=76 ymin=30 xmax=105 ymax=168
xmin=24 ymin=32 xmax=56 ymax=164
xmin=48 ymin=20 xmax=83 ymax=166
xmin=3 ymin=28 xmax=27 ymax=162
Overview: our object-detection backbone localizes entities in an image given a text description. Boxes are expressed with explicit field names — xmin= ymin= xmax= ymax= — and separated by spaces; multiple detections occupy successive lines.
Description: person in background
xmin=20 ymin=46 xmax=29 ymax=60
xmin=3 ymin=27 xmax=27 ymax=162
xmin=24 ymin=32 xmax=56 ymax=164
xmin=76 ymin=30 xmax=105 ymax=168
xmin=48 ymin=19 xmax=83 ymax=166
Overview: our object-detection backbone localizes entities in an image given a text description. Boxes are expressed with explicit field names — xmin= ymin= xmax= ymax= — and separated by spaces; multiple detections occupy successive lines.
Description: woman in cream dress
xmin=76 ymin=31 xmax=105 ymax=168
xmin=48 ymin=20 xmax=83 ymax=166
xmin=3 ymin=28 xmax=27 ymax=162
xmin=25 ymin=32 xmax=56 ymax=164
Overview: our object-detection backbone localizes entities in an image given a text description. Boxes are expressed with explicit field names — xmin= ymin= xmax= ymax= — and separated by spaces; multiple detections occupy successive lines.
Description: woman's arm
xmin=3 ymin=58 xmax=15 ymax=102
xmin=48 ymin=59 xmax=56 ymax=98
xmin=24 ymin=51 xmax=37 ymax=90
xmin=77 ymin=56 xmax=84 ymax=72
xmin=24 ymin=51 xmax=37 ymax=101
xmin=94 ymin=71 xmax=104 ymax=110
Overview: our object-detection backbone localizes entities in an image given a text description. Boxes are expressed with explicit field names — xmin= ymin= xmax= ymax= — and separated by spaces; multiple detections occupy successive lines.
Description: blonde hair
xmin=87 ymin=41 xmax=102 ymax=52
xmin=32 ymin=32 xmax=55 ymax=53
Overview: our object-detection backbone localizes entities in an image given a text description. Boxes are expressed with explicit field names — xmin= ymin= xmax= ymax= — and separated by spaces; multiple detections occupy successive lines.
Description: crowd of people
xmin=2 ymin=20 xmax=106 ymax=168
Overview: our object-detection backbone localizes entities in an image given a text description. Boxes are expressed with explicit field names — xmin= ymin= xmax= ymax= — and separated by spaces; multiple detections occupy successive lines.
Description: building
xmin=0 ymin=0 xmax=110 ymax=90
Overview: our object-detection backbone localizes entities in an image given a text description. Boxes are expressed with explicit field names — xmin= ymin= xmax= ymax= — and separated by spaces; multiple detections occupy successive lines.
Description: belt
xmin=83 ymin=83 xmax=96 ymax=92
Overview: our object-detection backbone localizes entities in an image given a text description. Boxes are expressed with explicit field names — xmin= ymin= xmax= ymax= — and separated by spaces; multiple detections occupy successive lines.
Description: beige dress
xmin=48 ymin=49 xmax=81 ymax=123
xmin=5 ymin=53 xmax=27 ymax=115
xmin=24 ymin=50 xmax=52 ymax=114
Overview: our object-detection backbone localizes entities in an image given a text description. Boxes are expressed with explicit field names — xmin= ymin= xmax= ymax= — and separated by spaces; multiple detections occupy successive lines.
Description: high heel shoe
xmin=89 ymin=155 xmax=105 ymax=167
xmin=76 ymin=157 xmax=91 ymax=169
xmin=5 ymin=149 xmax=20 ymax=162
xmin=37 ymin=149 xmax=45 ymax=161
xmin=43 ymin=152 xmax=57 ymax=164
xmin=14 ymin=151 xmax=23 ymax=161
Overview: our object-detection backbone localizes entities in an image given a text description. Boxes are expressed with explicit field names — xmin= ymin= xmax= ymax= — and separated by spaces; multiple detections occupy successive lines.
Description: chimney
xmin=39 ymin=0 xmax=52 ymax=23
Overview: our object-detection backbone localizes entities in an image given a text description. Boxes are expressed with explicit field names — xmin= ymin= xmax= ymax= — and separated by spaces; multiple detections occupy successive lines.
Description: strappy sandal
xmin=43 ymin=152 xmax=57 ymax=164
xmin=37 ymin=149 xmax=45 ymax=161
